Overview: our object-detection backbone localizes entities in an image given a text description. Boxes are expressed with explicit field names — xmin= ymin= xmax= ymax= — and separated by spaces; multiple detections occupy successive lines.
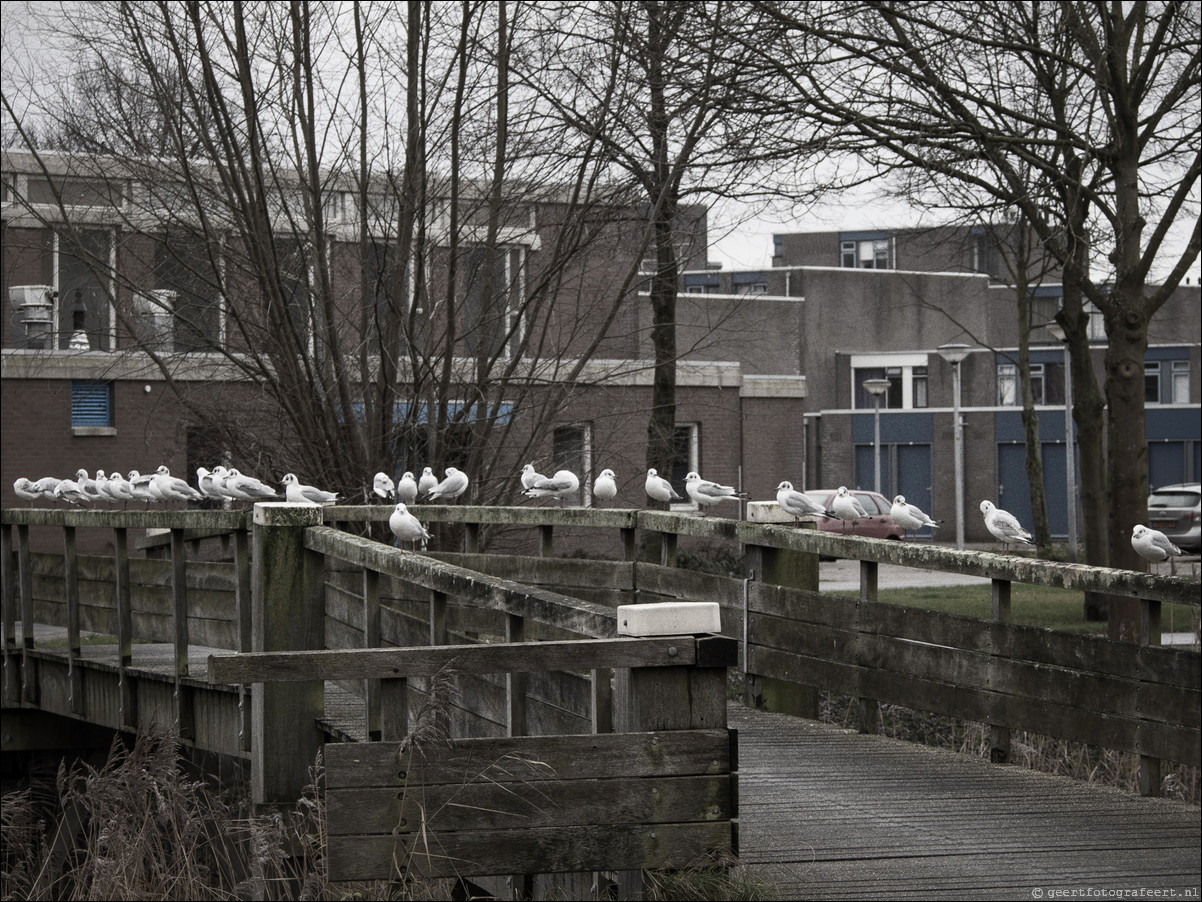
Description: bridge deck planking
xmin=730 ymin=705 xmax=1201 ymax=900
xmin=7 ymin=637 xmax=1200 ymax=900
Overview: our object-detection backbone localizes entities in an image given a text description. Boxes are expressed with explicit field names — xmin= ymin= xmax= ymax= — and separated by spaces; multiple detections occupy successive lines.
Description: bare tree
xmin=755 ymin=0 xmax=1199 ymax=636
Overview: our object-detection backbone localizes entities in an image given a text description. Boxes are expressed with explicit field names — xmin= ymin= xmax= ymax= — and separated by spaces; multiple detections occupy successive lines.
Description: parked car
xmin=804 ymin=488 xmax=906 ymax=541
xmin=1146 ymin=482 xmax=1201 ymax=553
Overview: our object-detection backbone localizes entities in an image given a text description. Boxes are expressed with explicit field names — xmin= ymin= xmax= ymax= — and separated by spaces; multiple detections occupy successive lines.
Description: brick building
xmin=683 ymin=226 xmax=1201 ymax=543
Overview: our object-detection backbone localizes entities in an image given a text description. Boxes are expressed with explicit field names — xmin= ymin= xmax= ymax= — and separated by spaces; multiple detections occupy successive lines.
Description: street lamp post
xmin=864 ymin=378 xmax=892 ymax=495
xmin=1047 ymin=323 xmax=1078 ymax=562
xmin=937 ymin=344 xmax=973 ymax=550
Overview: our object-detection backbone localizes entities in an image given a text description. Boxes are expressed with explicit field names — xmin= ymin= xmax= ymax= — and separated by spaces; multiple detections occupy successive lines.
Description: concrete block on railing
xmin=253 ymin=502 xmax=324 ymax=527
xmin=746 ymin=500 xmax=814 ymax=524
xmin=617 ymin=601 xmax=721 ymax=636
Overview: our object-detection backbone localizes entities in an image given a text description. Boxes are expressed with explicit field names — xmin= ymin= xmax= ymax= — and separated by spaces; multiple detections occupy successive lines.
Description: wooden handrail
xmin=206 ymin=636 xmax=732 ymax=684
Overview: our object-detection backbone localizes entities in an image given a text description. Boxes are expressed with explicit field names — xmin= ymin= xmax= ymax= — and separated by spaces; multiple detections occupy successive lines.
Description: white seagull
xmin=154 ymin=465 xmax=204 ymax=503
xmin=775 ymin=481 xmax=831 ymax=527
xmin=282 ymin=473 xmax=340 ymax=505
xmin=223 ymin=468 xmax=280 ymax=502
xmin=524 ymin=469 xmax=580 ymax=506
xmin=126 ymin=470 xmax=157 ymax=503
xmin=13 ymin=478 xmax=41 ymax=503
xmin=389 ymin=502 xmax=431 ymax=550
xmin=55 ymin=477 xmax=92 ymax=505
xmin=196 ymin=467 xmax=225 ymax=501
xmin=645 ymin=468 xmax=682 ymax=504
xmin=397 ymin=471 xmax=419 ymax=505
xmin=32 ymin=477 xmax=63 ymax=501
xmin=979 ymin=500 xmax=1036 ymax=550
xmin=890 ymin=495 xmax=940 ymax=538
xmin=593 ymin=468 xmax=618 ymax=505
xmin=684 ymin=471 xmax=748 ymax=517
xmin=521 ymin=463 xmax=546 ymax=491
xmin=75 ymin=468 xmax=106 ymax=502
xmin=372 ymin=472 xmax=395 ymax=502
xmin=427 ymin=467 xmax=469 ymax=502
xmin=830 ymin=486 xmax=870 ymax=534
xmin=1131 ymin=524 xmax=1183 ymax=563
xmin=106 ymin=472 xmax=137 ymax=503
xmin=418 ymin=467 xmax=439 ymax=497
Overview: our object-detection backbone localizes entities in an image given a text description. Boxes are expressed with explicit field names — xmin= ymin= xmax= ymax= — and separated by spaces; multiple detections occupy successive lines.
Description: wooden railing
xmin=3 ymin=503 xmax=1198 ymax=804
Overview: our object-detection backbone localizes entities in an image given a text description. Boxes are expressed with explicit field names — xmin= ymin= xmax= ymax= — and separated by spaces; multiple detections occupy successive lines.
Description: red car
xmin=804 ymin=488 xmax=906 ymax=540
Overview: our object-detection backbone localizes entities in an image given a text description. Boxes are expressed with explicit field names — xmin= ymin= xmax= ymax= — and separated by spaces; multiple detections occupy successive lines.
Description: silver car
xmin=1146 ymin=482 xmax=1201 ymax=553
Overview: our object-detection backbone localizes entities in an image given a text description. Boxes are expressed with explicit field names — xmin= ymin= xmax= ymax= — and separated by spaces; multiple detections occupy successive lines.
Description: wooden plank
xmin=429 ymin=553 xmax=636 ymax=592
xmin=750 ymin=610 xmax=1200 ymax=729
xmin=327 ymin=821 xmax=733 ymax=882
xmin=325 ymin=730 xmax=732 ymax=789
xmin=748 ymin=645 xmax=1200 ymax=764
xmin=327 ymin=773 xmax=732 ymax=835
xmin=750 ymin=581 xmax=1200 ymax=687
xmin=208 ymin=637 xmax=697 ymax=684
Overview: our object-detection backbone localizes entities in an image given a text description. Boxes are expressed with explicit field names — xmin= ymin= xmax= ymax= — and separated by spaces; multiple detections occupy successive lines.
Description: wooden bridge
xmin=2 ymin=503 xmax=1199 ymax=899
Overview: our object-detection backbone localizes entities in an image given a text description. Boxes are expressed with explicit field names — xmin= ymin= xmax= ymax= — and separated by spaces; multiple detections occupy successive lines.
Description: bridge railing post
xmin=251 ymin=502 xmax=325 ymax=809
xmin=990 ymin=578 xmax=1012 ymax=763
xmin=2 ymin=523 xmax=16 ymax=705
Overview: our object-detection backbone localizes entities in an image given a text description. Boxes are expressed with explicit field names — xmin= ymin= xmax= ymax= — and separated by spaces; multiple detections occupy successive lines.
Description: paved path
xmin=730 ymin=704 xmax=1201 ymax=901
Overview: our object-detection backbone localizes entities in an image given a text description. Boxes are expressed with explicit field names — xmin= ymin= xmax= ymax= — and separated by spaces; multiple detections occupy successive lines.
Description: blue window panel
xmin=71 ymin=381 xmax=112 ymax=427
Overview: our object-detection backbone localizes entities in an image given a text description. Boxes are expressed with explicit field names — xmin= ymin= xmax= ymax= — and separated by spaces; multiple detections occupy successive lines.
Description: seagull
xmin=775 ymin=481 xmax=832 ymax=527
xmin=55 ymin=477 xmax=93 ymax=505
xmin=979 ymin=500 xmax=1036 ymax=551
xmin=75 ymin=468 xmax=106 ymax=502
xmin=13 ymin=478 xmax=41 ymax=503
xmin=645 ymin=468 xmax=682 ymax=504
xmin=154 ymin=465 xmax=204 ymax=503
xmin=593 ymin=469 xmax=618 ymax=505
xmin=521 ymin=463 xmax=547 ymax=491
xmin=397 ymin=471 xmax=418 ymax=505
xmin=282 ymin=473 xmax=340 ymax=505
xmin=418 ymin=467 xmax=439 ymax=497
xmin=106 ymin=472 xmax=137 ymax=503
xmin=196 ymin=467 xmax=226 ymax=502
xmin=126 ymin=470 xmax=157 ymax=502
xmin=372 ymin=472 xmax=395 ymax=502
xmin=427 ymin=467 xmax=469 ymax=502
xmin=31 ymin=476 xmax=63 ymax=501
xmin=830 ymin=486 xmax=870 ymax=534
xmin=1131 ymin=524 xmax=1183 ymax=563
xmin=684 ymin=471 xmax=748 ymax=516
xmin=524 ymin=469 xmax=580 ymax=506
xmin=389 ymin=502 xmax=431 ymax=550
xmin=222 ymin=468 xmax=280 ymax=502
xmin=890 ymin=495 xmax=941 ymax=538
xmin=93 ymin=471 xmax=118 ymax=502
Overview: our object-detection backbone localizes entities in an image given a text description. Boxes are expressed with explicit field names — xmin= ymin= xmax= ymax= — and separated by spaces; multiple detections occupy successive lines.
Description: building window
xmin=71 ymin=381 xmax=114 ymax=431
xmin=149 ymin=232 xmax=223 ymax=352
xmin=463 ymin=245 xmax=524 ymax=359
xmin=1086 ymin=302 xmax=1106 ymax=341
xmin=1146 ymin=361 xmax=1161 ymax=404
xmin=1172 ymin=361 xmax=1190 ymax=404
xmin=998 ymin=360 xmax=1064 ymax=406
xmin=55 ymin=230 xmax=114 ymax=351
xmin=26 ymin=175 xmax=126 ymax=209
xmin=998 ymin=364 xmax=1018 ymax=406
xmin=852 ymin=357 xmax=929 ymax=410
xmin=840 ymin=234 xmax=890 ymax=269
xmin=552 ymin=423 xmax=592 ymax=507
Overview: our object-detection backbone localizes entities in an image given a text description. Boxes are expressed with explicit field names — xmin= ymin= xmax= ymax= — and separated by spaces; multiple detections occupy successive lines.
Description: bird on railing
xmin=524 ymin=469 xmax=580 ymax=507
xmin=776 ymin=481 xmax=832 ymax=527
xmin=426 ymin=467 xmax=469 ymax=502
xmin=196 ymin=467 xmax=226 ymax=502
xmin=282 ymin=473 xmax=340 ymax=505
xmin=106 ymin=472 xmax=137 ymax=504
xmin=418 ymin=467 xmax=438 ymax=497
xmin=372 ymin=472 xmax=395 ymax=503
xmin=1131 ymin=524 xmax=1183 ymax=563
xmin=13 ymin=478 xmax=41 ymax=505
xmin=521 ymin=463 xmax=547 ymax=492
xmin=154 ymin=465 xmax=205 ymax=503
xmin=75 ymin=468 xmax=107 ymax=503
xmin=55 ymin=476 xmax=93 ymax=505
xmin=645 ymin=468 xmax=682 ymax=505
xmin=593 ymin=468 xmax=618 ymax=505
xmin=219 ymin=467 xmax=280 ymax=502
xmin=980 ymin=500 xmax=1036 ymax=552
xmin=830 ymin=486 xmax=869 ymax=534
xmin=389 ymin=502 xmax=431 ymax=550
xmin=31 ymin=476 xmax=63 ymax=502
xmin=685 ymin=471 xmax=748 ymax=517
xmin=890 ymin=495 xmax=941 ymax=539
xmin=397 ymin=471 xmax=418 ymax=504
xmin=126 ymin=470 xmax=157 ymax=503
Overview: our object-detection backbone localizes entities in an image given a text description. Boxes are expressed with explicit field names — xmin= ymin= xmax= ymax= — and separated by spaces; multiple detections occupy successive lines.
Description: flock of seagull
xmin=12 ymin=461 xmax=1187 ymax=566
